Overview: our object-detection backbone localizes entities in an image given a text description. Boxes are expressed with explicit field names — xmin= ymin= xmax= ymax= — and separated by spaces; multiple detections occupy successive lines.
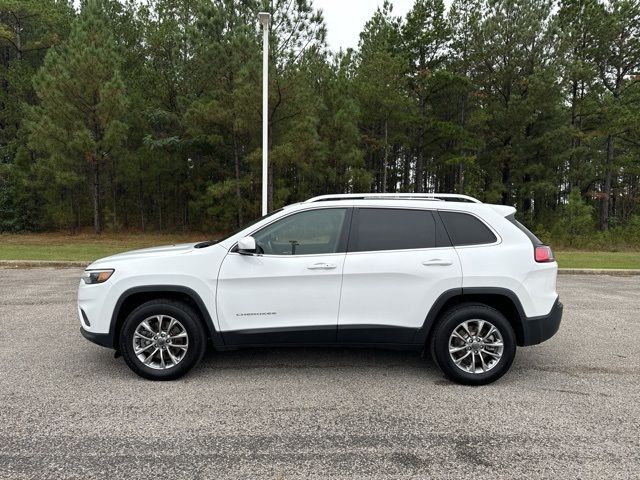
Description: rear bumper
xmin=521 ymin=298 xmax=563 ymax=346
xmin=80 ymin=326 xmax=114 ymax=349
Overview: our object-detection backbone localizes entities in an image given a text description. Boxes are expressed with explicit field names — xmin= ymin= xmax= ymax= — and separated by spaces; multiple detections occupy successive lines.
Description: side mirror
xmin=237 ymin=236 xmax=257 ymax=255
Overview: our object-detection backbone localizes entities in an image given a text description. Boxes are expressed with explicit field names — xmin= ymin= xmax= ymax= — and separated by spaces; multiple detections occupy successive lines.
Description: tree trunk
xmin=601 ymin=134 xmax=614 ymax=231
xmin=382 ymin=119 xmax=388 ymax=193
xmin=14 ymin=17 xmax=22 ymax=61
xmin=233 ymin=131 xmax=243 ymax=227
xmin=110 ymin=157 xmax=117 ymax=230
xmin=402 ymin=150 xmax=411 ymax=191
xmin=158 ymin=177 xmax=163 ymax=232
xmin=183 ymin=194 xmax=189 ymax=231
xmin=501 ymin=159 xmax=510 ymax=205
xmin=92 ymin=161 xmax=101 ymax=234
xmin=70 ymin=190 xmax=79 ymax=235
xmin=459 ymin=92 xmax=467 ymax=194
xmin=138 ymin=163 xmax=145 ymax=233
xmin=523 ymin=172 xmax=532 ymax=214
xmin=415 ymin=126 xmax=424 ymax=193
xmin=570 ymin=79 xmax=578 ymax=189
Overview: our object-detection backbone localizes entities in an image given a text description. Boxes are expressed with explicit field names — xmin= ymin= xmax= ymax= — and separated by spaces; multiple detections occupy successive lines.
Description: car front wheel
xmin=119 ymin=299 xmax=207 ymax=380
xmin=430 ymin=303 xmax=516 ymax=385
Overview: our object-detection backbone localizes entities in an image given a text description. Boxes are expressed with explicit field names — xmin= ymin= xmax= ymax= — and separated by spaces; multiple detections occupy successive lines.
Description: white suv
xmin=78 ymin=193 xmax=562 ymax=385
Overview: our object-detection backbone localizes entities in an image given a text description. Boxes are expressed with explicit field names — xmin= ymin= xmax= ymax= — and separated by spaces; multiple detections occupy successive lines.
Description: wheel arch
xmin=110 ymin=286 xmax=223 ymax=349
xmin=415 ymin=288 xmax=527 ymax=347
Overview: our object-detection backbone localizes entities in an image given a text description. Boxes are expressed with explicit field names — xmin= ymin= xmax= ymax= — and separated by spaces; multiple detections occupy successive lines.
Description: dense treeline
xmin=0 ymin=0 xmax=639 ymax=246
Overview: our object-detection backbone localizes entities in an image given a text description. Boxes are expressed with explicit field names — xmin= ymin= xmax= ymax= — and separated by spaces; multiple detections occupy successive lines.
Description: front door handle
xmin=422 ymin=259 xmax=453 ymax=267
xmin=307 ymin=263 xmax=337 ymax=270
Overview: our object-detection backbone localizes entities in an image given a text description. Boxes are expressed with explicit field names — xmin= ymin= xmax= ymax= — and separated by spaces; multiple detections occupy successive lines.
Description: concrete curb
xmin=0 ymin=260 xmax=89 ymax=269
xmin=1 ymin=260 xmax=639 ymax=276
xmin=557 ymin=268 xmax=640 ymax=276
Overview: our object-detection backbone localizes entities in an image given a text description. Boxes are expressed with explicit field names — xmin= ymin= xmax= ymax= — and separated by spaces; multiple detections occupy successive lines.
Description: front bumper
xmin=521 ymin=297 xmax=563 ymax=346
xmin=80 ymin=326 xmax=114 ymax=349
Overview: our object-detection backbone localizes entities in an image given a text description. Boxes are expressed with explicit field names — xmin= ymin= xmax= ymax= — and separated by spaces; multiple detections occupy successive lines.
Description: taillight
xmin=535 ymin=245 xmax=554 ymax=263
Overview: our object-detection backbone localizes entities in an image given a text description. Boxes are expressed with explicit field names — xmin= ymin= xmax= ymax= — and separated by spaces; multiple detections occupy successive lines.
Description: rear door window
xmin=439 ymin=211 xmax=497 ymax=246
xmin=350 ymin=208 xmax=436 ymax=252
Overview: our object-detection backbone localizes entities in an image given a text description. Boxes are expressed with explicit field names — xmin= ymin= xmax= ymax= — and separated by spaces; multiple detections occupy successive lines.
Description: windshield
xmin=214 ymin=209 xmax=284 ymax=244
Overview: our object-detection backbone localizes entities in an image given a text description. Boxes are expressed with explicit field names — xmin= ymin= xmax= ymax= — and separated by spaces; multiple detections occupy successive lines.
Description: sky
xmin=315 ymin=0 xmax=454 ymax=51
xmin=72 ymin=0 xmax=453 ymax=52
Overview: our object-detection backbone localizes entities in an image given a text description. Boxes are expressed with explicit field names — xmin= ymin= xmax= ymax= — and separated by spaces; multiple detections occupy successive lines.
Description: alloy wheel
xmin=132 ymin=315 xmax=189 ymax=370
xmin=448 ymin=319 xmax=504 ymax=374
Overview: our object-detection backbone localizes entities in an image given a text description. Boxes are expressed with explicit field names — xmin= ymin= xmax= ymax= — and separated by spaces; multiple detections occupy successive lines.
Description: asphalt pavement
xmin=0 ymin=268 xmax=638 ymax=479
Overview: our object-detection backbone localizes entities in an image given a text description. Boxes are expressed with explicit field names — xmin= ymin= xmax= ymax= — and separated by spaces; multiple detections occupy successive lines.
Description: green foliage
xmin=25 ymin=0 xmax=128 ymax=233
xmin=555 ymin=189 xmax=594 ymax=244
xmin=0 ymin=0 xmax=638 ymax=244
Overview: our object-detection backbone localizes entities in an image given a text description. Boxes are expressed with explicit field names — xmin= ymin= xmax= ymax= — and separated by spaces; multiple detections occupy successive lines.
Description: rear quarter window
xmin=439 ymin=211 xmax=497 ymax=246
xmin=506 ymin=214 xmax=543 ymax=246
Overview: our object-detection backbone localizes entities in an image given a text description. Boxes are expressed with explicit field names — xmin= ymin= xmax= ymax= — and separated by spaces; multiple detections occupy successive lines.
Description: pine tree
xmin=469 ymin=0 xmax=561 ymax=217
xmin=28 ymin=0 xmax=128 ymax=233
xmin=586 ymin=0 xmax=640 ymax=230
xmin=0 ymin=0 xmax=74 ymax=230
xmin=402 ymin=0 xmax=451 ymax=192
xmin=554 ymin=0 xmax=600 ymax=196
xmin=0 ymin=0 xmax=638 ymax=239
xmin=355 ymin=1 xmax=410 ymax=193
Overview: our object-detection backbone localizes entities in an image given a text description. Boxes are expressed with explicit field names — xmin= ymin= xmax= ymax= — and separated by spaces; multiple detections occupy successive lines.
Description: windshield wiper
xmin=194 ymin=241 xmax=217 ymax=249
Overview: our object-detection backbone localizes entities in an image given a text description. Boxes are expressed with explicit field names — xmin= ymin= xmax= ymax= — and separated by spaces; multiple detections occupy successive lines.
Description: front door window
xmin=253 ymin=208 xmax=348 ymax=256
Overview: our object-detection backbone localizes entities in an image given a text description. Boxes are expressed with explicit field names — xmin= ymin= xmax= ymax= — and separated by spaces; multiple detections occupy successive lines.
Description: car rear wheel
xmin=119 ymin=299 xmax=206 ymax=380
xmin=430 ymin=303 xmax=516 ymax=385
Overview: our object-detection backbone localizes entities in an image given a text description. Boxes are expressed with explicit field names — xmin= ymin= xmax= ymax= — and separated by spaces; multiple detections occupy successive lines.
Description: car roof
xmin=217 ymin=195 xmax=516 ymax=249
xmin=304 ymin=193 xmax=481 ymax=203
xmin=283 ymin=194 xmax=516 ymax=217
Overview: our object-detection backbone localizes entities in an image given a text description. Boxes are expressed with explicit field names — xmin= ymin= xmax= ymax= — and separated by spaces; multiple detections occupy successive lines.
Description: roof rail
xmin=305 ymin=193 xmax=482 ymax=204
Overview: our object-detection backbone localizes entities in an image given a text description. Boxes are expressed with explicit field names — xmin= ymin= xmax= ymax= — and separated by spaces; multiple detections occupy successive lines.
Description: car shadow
xmin=77 ymin=343 xmax=444 ymax=382
xmin=80 ymin=343 xmax=556 ymax=387
xmin=196 ymin=345 xmax=438 ymax=374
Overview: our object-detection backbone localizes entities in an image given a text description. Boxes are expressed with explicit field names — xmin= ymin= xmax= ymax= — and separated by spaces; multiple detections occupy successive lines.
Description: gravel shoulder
xmin=0 ymin=269 xmax=638 ymax=479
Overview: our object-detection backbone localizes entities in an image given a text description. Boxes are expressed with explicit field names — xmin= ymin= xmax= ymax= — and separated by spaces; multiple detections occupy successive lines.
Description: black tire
xmin=119 ymin=299 xmax=207 ymax=380
xmin=429 ymin=303 xmax=516 ymax=386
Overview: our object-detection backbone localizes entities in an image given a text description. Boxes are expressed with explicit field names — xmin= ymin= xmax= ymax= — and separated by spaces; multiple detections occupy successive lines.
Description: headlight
xmin=81 ymin=269 xmax=114 ymax=284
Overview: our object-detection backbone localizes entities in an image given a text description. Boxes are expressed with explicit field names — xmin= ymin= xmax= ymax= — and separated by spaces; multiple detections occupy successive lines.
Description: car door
xmin=217 ymin=207 xmax=351 ymax=345
xmin=337 ymin=207 xmax=462 ymax=344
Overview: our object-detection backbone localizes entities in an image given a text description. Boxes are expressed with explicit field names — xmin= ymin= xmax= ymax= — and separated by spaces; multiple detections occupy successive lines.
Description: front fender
xmin=109 ymin=283 xmax=224 ymax=348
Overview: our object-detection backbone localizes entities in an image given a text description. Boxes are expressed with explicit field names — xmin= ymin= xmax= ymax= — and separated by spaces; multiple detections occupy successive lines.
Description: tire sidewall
xmin=432 ymin=305 xmax=516 ymax=385
xmin=119 ymin=302 xmax=206 ymax=380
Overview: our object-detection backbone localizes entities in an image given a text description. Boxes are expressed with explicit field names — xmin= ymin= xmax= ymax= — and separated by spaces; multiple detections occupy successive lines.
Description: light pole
xmin=258 ymin=12 xmax=271 ymax=216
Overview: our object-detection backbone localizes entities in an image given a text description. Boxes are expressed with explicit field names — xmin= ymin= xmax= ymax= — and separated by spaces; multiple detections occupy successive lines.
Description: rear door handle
xmin=307 ymin=263 xmax=337 ymax=270
xmin=422 ymin=259 xmax=453 ymax=267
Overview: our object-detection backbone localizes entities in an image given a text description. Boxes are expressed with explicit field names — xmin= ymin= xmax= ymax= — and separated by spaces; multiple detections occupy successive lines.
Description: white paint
xmin=216 ymin=252 xmax=346 ymax=332
xmin=339 ymin=247 xmax=462 ymax=329
xmin=79 ymin=196 xmax=558 ymax=339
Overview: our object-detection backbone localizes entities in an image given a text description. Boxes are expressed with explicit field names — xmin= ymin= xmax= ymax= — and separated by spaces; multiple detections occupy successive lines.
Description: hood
xmin=87 ymin=242 xmax=200 ymax=268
